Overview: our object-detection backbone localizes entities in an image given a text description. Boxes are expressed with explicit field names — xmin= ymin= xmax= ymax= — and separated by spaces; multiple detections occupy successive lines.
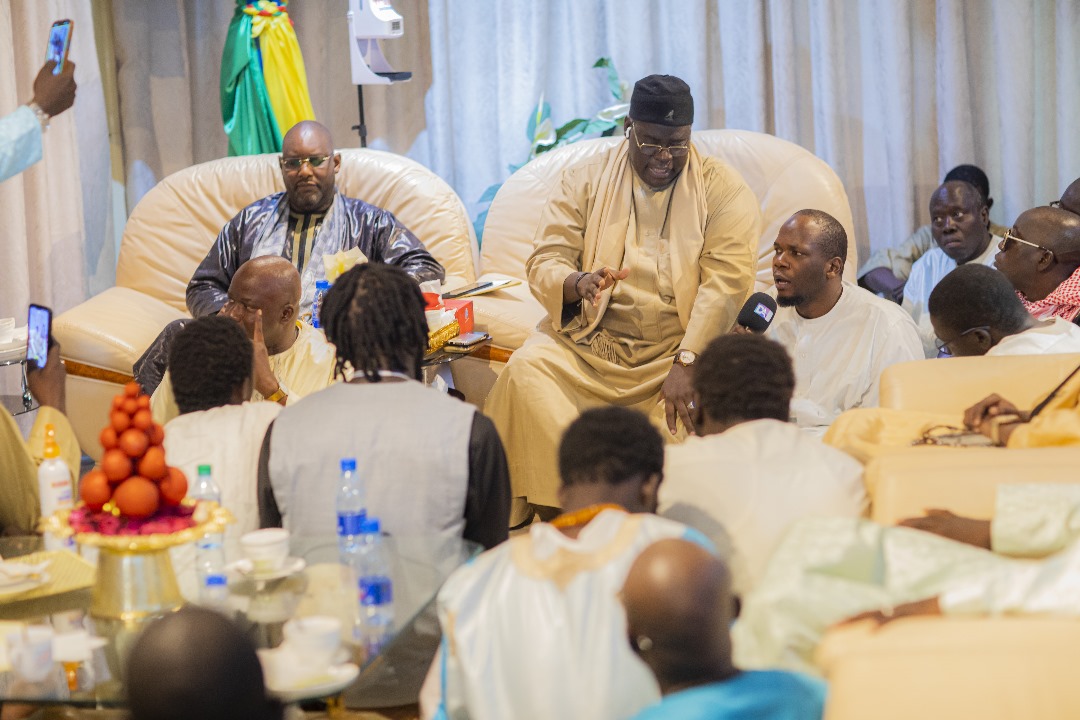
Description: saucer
xmin=257 ymin=647 xmax=359 ymax=703
xmin=226 ymin=556 xmax=305 ymax=581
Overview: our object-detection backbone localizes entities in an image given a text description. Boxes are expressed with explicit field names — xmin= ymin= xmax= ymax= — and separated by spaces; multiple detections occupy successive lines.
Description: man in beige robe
xmin=151 ymin=256 xmax=336 ymax=424
xmin=485 ymin=75 xmax=759 ymax=521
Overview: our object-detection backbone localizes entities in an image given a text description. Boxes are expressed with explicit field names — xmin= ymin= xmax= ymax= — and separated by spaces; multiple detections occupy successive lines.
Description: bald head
xmin=993 ymin=206 xmax=1080 ymax=302
xmin=127 ymin=607 xmax=281 ymax=720
xmin=622 ymin=539 xmax=736 ymax=693
xmin=1061 ymin=177 xmax=1080 ymax=215
xmin=222 ymin=256 xmax=301 ymax=352
xmin=280 ymin=120 xmax=339 ymax=214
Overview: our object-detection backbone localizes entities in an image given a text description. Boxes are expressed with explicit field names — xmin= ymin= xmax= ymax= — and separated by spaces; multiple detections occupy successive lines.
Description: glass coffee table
xmin=0 ymin=533 xmax=479 ymax=710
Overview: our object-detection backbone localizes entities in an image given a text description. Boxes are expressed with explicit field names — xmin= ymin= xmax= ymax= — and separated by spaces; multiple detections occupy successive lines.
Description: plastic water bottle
xmin=190 ymin=464 xmax=227 ymax=606
xmin=38 ymin=424 xmax=74 ymax=552
xmin=312 ymin=279 xmax=330 ymax=328
xmin=336 ymin=457 xmax=365 ymax=567
xmin=356 ymin=517 xmax=394 ymax=656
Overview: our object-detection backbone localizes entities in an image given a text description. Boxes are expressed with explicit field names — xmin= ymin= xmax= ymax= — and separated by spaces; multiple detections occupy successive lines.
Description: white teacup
xmin=0 ymin=318 xmax=15 ymax=345
xmin=240 ymin=528 xmax=289 ymax=573
xmin=282 ymin=615 xmax=342 ymax=675
xmin=6 ymin=625 xmax=55 ymax=682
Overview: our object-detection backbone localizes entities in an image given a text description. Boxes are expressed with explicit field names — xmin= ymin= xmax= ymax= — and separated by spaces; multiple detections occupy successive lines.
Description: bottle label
xmin=359 ymin=575 xmax=393 ymax=605
xmin=337 ymin=512 xmax=364 ymax=536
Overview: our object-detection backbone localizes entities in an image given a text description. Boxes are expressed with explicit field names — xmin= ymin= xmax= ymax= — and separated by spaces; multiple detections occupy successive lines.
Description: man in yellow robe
xmin=0 ymin=340 xmax=81 ymax=533
xmin=485 ymin=75 xmax=759 ymax=521
xmin=151 ymin=256 xmax=336 ymax=424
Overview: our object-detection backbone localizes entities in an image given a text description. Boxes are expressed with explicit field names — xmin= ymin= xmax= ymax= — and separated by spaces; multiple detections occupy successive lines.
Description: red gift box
xmin=442 ymin=298 xmax=474 ymax=334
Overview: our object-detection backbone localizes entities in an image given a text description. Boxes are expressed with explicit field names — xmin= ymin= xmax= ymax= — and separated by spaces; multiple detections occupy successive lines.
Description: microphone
xmin=736 ymin=292 xmax=777 ymax=333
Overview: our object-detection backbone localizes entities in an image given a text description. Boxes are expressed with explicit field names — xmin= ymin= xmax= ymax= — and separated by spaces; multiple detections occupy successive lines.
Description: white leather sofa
xmin=54 ymin=149 xmax=479 ymax=459
xmin=452 ymin=129 xmax=859 ymax=406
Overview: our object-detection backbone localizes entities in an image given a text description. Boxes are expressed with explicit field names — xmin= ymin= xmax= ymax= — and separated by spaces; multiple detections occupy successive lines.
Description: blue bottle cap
xmin=205 ymin=574 xmax=227 ymax=587
xmin=340 ymin=458 xmax=357 ymax=472
xmin=316 ymin=279 xmax=330 ymax=289
xmin=360 ymin=517 xmax=380 ymax=534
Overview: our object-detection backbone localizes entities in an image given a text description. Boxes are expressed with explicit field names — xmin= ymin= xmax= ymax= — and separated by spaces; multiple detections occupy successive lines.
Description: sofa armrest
xmin=879 ymin=354 xmax=1080 ymax=413
xmin=53 ymin=287 xmax=187 ymax=375
xmin=469 ymin=273 xmax=545 ymax=352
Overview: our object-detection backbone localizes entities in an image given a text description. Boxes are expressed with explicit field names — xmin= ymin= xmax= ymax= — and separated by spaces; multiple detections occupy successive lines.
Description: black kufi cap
xmin=629 ymin=75 xmax=694 ymax=126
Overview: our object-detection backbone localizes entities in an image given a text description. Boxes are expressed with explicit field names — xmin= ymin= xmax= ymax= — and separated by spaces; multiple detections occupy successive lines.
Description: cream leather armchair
xmin=453 ymin=129 xmax=858 ymax=406
xmin=55 ymin=149 xmax=479 ymax=459
xmin=865 ymin=354 xmax=1080 ymax=524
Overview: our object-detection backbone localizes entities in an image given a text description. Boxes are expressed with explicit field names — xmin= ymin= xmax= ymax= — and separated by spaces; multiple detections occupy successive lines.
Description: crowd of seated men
xmin=4 ymin=70 xmax=1080 ymax=719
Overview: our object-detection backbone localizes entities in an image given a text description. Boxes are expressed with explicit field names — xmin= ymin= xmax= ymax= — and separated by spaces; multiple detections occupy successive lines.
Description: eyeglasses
xmin=630 ymin=126 xmax=690 ymax=158
xmin=935 ymin=325 xmax=990 ymax=356
xmin=998 ymin=228 xmax=1053 ymax=256
xmin=279 ymin=155 xmax=332 ymax=171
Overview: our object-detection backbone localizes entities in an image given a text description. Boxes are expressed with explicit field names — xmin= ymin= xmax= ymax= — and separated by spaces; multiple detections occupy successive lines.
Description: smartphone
xmin=442 ymin=281 xmax=494 ymax=300
xmin=445 ymin=331 xmax=490 ymax=351
xmin=26 ymin=304 xmax=52 ymax=368
xmin=46 ymin=20 xmax=73 ymax=74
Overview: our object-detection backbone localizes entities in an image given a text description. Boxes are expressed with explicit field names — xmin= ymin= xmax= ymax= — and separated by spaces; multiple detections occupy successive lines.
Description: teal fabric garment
xmin=0 ymin=106 xmax=42 ymax=183
xmin=220 ymin=0 xmax=282 ymax=156
xmin=632 ymin=670 xmax=826 ymax=720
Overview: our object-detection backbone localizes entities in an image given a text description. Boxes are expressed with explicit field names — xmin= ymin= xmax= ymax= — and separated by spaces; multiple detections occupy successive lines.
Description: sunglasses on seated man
xmin=279 ymin=155 xmax=333 ymax=171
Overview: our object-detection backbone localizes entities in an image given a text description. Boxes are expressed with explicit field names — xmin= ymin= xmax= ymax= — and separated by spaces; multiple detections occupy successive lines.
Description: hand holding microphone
xmin=733 ymin=292 xmax=777 ymax=334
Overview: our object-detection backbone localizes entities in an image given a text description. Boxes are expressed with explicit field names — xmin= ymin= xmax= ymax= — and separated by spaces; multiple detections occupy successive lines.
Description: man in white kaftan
xmin=157 ymin=316 xmax=282 ymax=599
xmin=485 ymin=75 xmax=759 ymax=516
xmin=731 ymin=483 xmax=1080 ymax=675
xmin=926 ymin=263 xmax=1080 ymax=358
xmin=659 ymin=334 xmax=866 ymax=596
xmin=421 ymin=407 xmax=712 ymax=720
xmin=765 ymin=210 xmax=922 ymax=435
xmin=902 ymin=180 xmax=1001 ymax=357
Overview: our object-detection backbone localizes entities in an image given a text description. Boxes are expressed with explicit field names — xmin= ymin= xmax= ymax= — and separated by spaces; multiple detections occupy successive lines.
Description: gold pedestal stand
xmin=41 ymin=502 xmax=232 ymax=679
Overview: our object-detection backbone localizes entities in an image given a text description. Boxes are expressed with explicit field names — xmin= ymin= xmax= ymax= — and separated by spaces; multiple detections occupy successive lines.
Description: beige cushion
xmin=56 ymin=148 xmax=478 ymax=373
xmin=475 ymin=129 xmax=857 ymax=351
xmin=866 ymin=446 xmax=1080 ymax=525
xmin=818 ymin=617 xmax=1080 ymax=720
xmin=880 ymin=354 xmax=1080 ymax=413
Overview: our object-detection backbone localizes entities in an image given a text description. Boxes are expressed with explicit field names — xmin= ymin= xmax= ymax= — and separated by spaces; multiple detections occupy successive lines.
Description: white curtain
xmin=91 ymin=0 xmax=1080 ymax=270
xmin=0 ymin=0 xmax=111 ymax=320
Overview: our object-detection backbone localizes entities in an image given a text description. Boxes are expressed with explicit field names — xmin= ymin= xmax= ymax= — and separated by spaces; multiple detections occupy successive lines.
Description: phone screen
xmin=26 ymin=304 xmax=52 ymax=368
xmin=46 ymin=20 xmax=72 ymax=74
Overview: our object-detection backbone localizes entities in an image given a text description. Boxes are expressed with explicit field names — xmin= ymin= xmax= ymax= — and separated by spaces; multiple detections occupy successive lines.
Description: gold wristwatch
xmin=265 ymin=386 xmax=288 ymax=404
xmin=674 ymin=350 xmax=697 ymax=368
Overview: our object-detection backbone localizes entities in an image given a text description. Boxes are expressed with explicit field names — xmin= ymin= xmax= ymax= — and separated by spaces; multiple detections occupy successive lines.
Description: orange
xmin=110 ymin=410 xmax=131 ymax=434
xmin=99 ymin=426 xmax=118 ymax=451
xmin=121 ymin=398 xmax=138 ymax=415
xmin=111 ymin=395 xmax=125 ymax=411
xmin=132 ymin=409 xmax=152 ymax=431
xmin=118 ymin=428 xmax=150 ymax=459
xmin=160 ymin=466 xmax=188 ymax=506
xmin=148 ymin=423 xmax=165 ymax=446
xmin=136 ymin=395 xmax=151 ymax=410
xmin=101 ymin=448 xmax=132 ymax=483
xmin=113 ymin=477 xmax=160 ymax=518
xmin=124 ymin=381 xmax=141 ymax=398
xmin=138 ymin=446 xmax=167 ymax=480
xmin=79 ymin=469 xmax=112 ymax=511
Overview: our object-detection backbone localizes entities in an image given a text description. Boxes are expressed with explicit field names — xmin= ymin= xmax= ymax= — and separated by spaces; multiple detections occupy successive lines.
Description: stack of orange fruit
xmin=79 ymin=382 xmax=188 ymax=519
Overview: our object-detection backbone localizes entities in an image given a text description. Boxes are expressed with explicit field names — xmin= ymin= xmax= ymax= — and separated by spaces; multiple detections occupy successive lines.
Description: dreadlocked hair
xmin=321 ymin=263 xmax=430 ymax=382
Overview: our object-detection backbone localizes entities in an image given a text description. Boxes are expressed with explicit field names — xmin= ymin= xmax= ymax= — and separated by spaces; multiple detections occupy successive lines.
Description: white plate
xmin=0 ymin=574 xmax=48 ymax=599
xmin=259 ymin=654 xmax=359 ymax=704
xmin=226 ymin=556 xmax=306 ymax=582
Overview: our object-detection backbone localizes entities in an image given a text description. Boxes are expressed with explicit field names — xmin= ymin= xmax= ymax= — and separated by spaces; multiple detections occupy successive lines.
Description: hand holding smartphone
xmin=46 ymin=20 xmax=73 ymax=74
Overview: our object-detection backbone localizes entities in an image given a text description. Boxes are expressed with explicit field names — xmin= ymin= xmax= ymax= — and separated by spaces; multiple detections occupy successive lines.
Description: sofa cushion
xmin=469 ymin=273 xmax=545 ymax=350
